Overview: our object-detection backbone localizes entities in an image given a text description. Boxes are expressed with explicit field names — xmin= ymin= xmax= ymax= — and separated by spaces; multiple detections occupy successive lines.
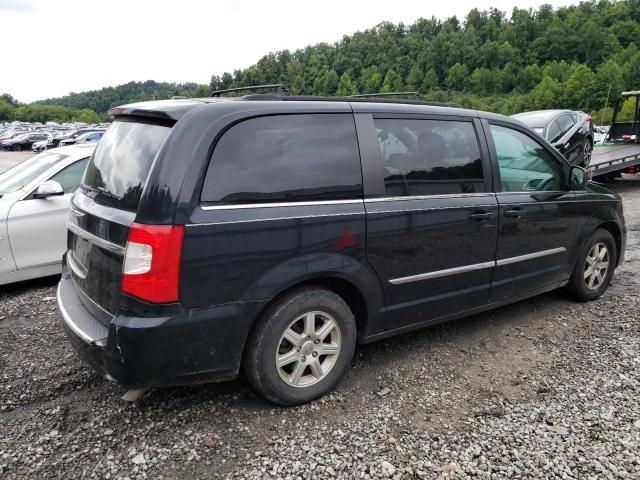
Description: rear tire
xmin=566 ymin=229 xmax=616 ymax=301
xmin=243 ymin=287 xmax=356 ymax=406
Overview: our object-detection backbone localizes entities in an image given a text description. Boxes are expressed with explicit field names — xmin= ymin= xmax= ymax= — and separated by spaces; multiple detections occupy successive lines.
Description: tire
xmin=12 ymin=144 xmax=22 ymax=152
xmin=566 ymin=229 xmax=616 ymax=301
xmin=243 ymin=287 xmax=357 ymax=406
xmin=582 ymin=138 xmax=592 ymax=167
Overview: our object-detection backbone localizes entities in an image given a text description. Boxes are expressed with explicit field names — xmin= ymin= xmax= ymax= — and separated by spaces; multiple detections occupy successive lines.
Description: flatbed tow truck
xmin=589 ymin=90 xmax=640 ymax=179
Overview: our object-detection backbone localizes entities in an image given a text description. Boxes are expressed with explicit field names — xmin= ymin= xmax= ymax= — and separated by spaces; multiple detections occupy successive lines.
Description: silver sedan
xmin=0 ymin=144 xmax=95 ymax=285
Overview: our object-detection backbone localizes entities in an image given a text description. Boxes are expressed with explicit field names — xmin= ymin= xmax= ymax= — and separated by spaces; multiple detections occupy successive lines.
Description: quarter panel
xmin=181 ymin=202 xmax=385 ymax=334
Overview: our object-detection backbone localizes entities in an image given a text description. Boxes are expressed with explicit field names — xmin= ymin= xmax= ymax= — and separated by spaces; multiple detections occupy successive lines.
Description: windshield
xmin=82 ymin=120 xmax=171 ymax=212
xmin=0 ymin=152 xmax=69 ymax=195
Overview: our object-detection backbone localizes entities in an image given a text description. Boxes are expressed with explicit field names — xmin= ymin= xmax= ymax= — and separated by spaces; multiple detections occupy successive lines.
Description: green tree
xmin=445 ymin=63 xmax=468 ymax=91
xmin=406 ymin=66 xmax=423 ymax=91
xmin=336 ymin=72 xmax=357 ymax=96
xmin=421 ymin=68 xmax=439 ymax=91
xmin=381 ymin=69 xmax=403 ymax=92
xmin=530 ymin=76 xmax=561 ymax=109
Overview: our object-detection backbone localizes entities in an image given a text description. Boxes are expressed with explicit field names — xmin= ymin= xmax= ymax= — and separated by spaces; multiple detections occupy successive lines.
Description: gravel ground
xmin=0 ymin=179 xmax=639 ymax=479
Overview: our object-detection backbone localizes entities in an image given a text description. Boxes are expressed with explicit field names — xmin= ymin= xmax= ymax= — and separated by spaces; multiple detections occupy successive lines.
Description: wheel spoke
xmin=276 ymin=350 xmax=298 ymax=368
xmin=309 ymin=358 xmax=323 ymax=378
xmin=584 ymin=267 xmax=593 ymax=280
xmin=304 ymin=313 xmax=315 ymax=336
xmin=598 ymin=247 xmax=607 ymax=261
xmin=588 ymin=273 xmax=596 ymax=289
xmin=283 ymin=328 xmax=304 ymax=348
xmin=317 ymin=343 xmax=339 ymax=356
xmin=597 ymin=261 xmax=609 ymax=270
xmin=315 ymin=319 xmax=335 ymax=341
xmin=289 ymin=361 xmax=306 ymax=385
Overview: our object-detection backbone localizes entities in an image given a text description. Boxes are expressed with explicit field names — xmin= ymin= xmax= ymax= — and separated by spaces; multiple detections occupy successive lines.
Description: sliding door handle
xmin=469 ymin=211 xmax=494 ymax=221
xmin=504 ymin=208 xmax=526 ymax=218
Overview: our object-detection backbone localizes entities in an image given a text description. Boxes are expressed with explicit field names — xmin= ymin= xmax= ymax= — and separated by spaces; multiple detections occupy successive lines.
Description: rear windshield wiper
xmin=82 ymin=184 xmax=122 ymax=202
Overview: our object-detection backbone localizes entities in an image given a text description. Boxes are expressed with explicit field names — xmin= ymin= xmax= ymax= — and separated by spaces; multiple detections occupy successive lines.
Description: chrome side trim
xmin=389 ymin=261 xmax=495 ymax=285
xmin=67 ymin=222 xmax=125 ymax=256
xmin=200 ymin=199 xmax=364 ymax=210
xmin=187 ymin=211 xmax=364 ymax=227
xmin=389 ymin=247 xmax=567 ymax=285
xmin=496 ymin=247 xmax=566 ymax=266
xmin=57 ymin=282 xmax=106 ymax=347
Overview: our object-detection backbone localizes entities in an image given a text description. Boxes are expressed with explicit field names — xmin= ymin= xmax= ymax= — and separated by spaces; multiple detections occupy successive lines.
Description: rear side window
xmin=82 ymin=120 xmax=171 ymax=212
xmin=201 ymin=114 xmax=362 ymax=204
xmin=374 ymin=118 xmax=485 ymax=196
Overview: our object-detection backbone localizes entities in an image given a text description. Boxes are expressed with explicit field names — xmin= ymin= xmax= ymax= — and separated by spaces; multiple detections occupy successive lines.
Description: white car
xmin=0 ymin=144 xmax=95 ymax=285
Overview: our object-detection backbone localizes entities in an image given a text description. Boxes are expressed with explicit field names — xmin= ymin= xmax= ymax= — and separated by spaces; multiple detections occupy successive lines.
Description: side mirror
xmin=33 ymin=180 xmax=64 ymax=199
xmin=569 ymin=166 xmax=587 ymax=190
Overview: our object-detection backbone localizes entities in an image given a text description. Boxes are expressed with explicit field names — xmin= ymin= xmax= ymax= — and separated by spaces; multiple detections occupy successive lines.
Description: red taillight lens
xmin=122 ymin=223 xmax=184 ymax=303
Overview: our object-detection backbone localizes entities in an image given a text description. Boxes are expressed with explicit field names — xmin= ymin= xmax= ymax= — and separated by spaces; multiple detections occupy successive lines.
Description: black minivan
xmin=57 ymin=94 xmax=626 ymax=405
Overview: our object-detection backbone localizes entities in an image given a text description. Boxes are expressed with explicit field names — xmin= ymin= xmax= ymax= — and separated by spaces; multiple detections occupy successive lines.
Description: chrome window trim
xmin=496 ymin=247 xmax=566 ymax=267
xmin=365 ymin=193 xmax=495 ymax=203
xmin=67 ymin=222 xmax=125 ymax=256
xmin=200 ymin=199 xmax=364 ymax=211
xmin=389 ymin=247 xmax=567 ymax=285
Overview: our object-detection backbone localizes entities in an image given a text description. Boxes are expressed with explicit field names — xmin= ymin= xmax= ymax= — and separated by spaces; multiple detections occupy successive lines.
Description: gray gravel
xmin=1 ymin=179 xmax=639 ymax=479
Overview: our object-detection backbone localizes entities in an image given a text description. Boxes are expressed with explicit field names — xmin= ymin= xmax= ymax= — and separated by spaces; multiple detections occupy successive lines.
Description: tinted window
xmin=491 ymin=124 xmax=563 ymax=192
xmin=557 ymin=114 xmax=574 ymax=135
xmin=374 ymin=118 xmax=484 ymax=196
xmin=546 ymin=120 xmax=562 ymax=142
xmin=50 ymin=158 xmax=89 ymax=193
xmin=201 ymin=114 xmax=362 ymax=204
xmin=82 ymin=121 xmax=171 ymax=212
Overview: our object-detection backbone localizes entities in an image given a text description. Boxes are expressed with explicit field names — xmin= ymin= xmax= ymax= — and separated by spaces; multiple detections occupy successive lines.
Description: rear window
xmin=201 ymin=114 xmax=362 ymax=204
xmin=82 ymin=120 xmax=170 ymax=212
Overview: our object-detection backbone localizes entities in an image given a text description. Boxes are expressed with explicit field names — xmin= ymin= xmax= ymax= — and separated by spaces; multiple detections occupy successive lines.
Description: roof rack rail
xmin=350 ymin=91 xmax=423 ymax=100
xmin=211 ymin=84 xmax=291 ymax=97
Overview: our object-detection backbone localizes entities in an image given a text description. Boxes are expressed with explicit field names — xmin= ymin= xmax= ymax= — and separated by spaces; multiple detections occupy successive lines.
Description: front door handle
xmin=469 ymin=211 xmax=494 ymax=221
xmin=504 ymin=208 xmax=526 ymax=218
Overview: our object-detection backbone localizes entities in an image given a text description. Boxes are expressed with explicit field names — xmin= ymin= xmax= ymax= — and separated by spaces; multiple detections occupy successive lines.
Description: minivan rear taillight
xmin=122 ymin=223 xmax=184 ymax=303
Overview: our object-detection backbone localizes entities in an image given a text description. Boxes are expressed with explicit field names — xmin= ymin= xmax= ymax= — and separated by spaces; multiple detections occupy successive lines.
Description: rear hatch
xmin=67 ymin=119 xmax=171 ymax=321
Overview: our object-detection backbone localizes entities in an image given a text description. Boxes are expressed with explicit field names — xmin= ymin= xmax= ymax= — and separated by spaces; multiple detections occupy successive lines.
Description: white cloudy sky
xmin=1 ymin=0 xmax=578 ymax=102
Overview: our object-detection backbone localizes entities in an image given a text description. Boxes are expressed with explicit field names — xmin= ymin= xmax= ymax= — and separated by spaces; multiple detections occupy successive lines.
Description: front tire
xmin=566 ymin=229 xmax=616 ymax=301
xmin=12 ymin=144 xmax=22 ymax=152
xmin=243 ymin=287 xmax=357 ymax=406
xmin=582 ymin=139 xmax=592 ymax=167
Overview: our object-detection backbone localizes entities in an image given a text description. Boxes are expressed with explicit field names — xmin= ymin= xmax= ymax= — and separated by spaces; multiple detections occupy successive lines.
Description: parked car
xmin=58 ymin=94 xmax=626 ymax=406
xmin=512 ymin=110 xmax=594 ymax=166
xmin=32 ymin=135 xmax=54 ymax=152
xmin=1 ymin=132 xmax=52 ymax=151
xmin=54 ymin=129 xmax=105 ymax=147
xmin=60 ymin=131 xmax=103 ymax=146
xmin=593 ymin=126 xmax=609 ymax=144
xmin=0 ymin=144 xmax=95 ymax=285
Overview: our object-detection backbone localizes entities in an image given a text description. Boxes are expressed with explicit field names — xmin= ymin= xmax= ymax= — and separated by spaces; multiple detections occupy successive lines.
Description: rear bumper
xmin=57 ymin=268 xmax=262 ymax=388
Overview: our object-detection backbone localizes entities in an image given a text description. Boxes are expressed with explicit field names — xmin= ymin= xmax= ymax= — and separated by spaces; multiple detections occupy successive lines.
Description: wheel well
xmin=597 ymin=221 xmax=622 ymax=266
xmin=251 ymin=277 xmax=369 ymax=339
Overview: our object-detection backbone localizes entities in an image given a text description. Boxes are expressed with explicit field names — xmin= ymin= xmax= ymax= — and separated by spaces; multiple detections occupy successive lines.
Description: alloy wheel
xmin=275 ymin=310 xmax=342 ymax=388
xmin=584 ymin=242 xmax=610 ymax=290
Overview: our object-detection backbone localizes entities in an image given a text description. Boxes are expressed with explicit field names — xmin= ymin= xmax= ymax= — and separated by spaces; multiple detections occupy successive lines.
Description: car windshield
xmin=0 ymin=152 xmax=69 ymax=195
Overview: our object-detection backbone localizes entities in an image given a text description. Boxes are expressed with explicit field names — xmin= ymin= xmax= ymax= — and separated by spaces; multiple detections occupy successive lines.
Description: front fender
xmin=574 ymin=205 xmax=625 ymax=267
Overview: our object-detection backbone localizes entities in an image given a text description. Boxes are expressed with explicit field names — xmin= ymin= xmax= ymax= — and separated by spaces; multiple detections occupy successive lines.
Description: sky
xmin=1 ymin=0 xmax=579 ymax=103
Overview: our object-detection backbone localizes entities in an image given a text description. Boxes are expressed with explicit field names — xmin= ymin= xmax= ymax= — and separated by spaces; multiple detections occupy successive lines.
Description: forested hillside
xmin=212 ymin=0 xmax=640 ymax=121
xmin=4 ymin=0 xmax=640 ymax=122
